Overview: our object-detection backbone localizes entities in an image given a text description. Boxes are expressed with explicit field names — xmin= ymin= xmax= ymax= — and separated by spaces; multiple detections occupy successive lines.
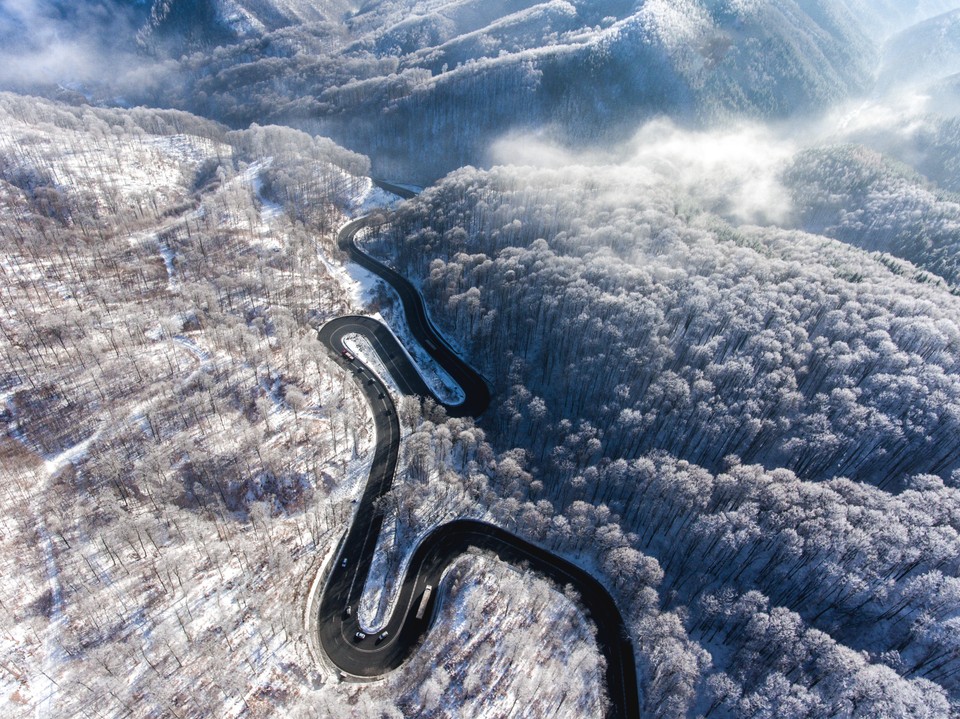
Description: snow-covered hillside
xmin=190 ymin=0 xmax=883 ymax=179
xmin=879 ymin=8 xmax=960 ymax=88
xmin=0 ymin=94 xmax=603 ymax=719
xmin=9 ymin=0 xmax=957 ymax=180
xmin=373 ymin=161 xmax=960 ymax=716
xmin=3 ymin=1 xmax=960 ymax=717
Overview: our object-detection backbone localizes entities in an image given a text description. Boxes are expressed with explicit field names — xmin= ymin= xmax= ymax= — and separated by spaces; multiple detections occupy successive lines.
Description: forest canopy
xmin=361 ymin=162 xmax=960 ymax=715
xmin=2 ymin=0 xmax=960 ymax=716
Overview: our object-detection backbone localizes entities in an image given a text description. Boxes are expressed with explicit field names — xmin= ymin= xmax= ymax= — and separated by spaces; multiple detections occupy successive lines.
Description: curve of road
xmin=314 ymin=198 xmax=640 ymax=719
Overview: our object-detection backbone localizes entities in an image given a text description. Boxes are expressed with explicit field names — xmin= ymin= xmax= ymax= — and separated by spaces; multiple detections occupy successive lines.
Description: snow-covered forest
xmin=0 ymin=95 xmax=603 ymax=717
xmin=3 ymin=0 xmax=960 ymax=717
xmin=4 ymin=0 xmax=958 ymax=182
xmin=363 ymin=162 xmax=960 ymax=715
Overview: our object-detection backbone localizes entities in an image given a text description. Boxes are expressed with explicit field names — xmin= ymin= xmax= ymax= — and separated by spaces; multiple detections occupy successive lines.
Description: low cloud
xmin=489 ymin=74 xmax=960 ymax=228
xmin=823 ymin=91 xmax=939 ymax=138
xmin=0 ymin=0 xmax=148 ymax=90
xmin=489 ymin=119 xmax=798 ymax=226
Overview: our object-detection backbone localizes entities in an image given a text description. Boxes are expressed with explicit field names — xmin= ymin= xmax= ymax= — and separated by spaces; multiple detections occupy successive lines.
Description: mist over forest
xmin=3 ymin=1 xmax=960 ymax=718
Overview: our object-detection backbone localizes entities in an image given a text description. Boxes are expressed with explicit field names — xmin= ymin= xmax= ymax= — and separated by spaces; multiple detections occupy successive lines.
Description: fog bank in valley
xmin=491 ymin=120 xmax=799 ymax=226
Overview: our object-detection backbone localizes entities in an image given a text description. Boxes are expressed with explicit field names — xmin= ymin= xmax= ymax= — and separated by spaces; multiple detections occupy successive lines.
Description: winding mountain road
xmin=314 ymin=201 xmax=640 ymax=718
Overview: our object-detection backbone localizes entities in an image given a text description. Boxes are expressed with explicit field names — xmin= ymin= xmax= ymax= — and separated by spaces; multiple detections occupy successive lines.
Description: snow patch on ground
xmin=158 ymin=241 xmax=177 ymax=287
xmin=33 ymin=526 xmax=66 ymax=719
xmin=43 ymin=433 xmax=98 ymax=479
xmin=337 ymin=256 xmax=385 ymax=308
xmin=147 ymin=134 xmax=228 ymax=168
xmin=248 ymin=159 xmax=285 ymax=225
xmin=355 ymin=186 xmax=401 ymax=217
xmin=173 ymin=335 xmax=212 ymax=367
xmin=376 ymin=301 xmax=466 ymax=406
xmin=357 ymin=510 xmax=400 ymax=631
xmin=342 ymin=333 xmax=404 ymax=405
xmin=344 ymin=177 xmax=404 ymax=217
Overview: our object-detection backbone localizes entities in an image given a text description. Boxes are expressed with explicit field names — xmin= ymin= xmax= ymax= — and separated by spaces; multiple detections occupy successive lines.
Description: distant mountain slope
xmin=161 ymin=0 xmax=891 ymax=179
xmin=785 ymin=144 xmax=960 ymax=288
xmin=835 ymin=0 xmax=960 ymax=37
xmin=0 ymin=0 xmax=931 ymax=179
xmin=879 ymin=8 xmax=960 ymax=88
xmin=138 ymin=0 xmax=345 ymax=39
xmin=4 ymin=0 xmax=960 ymax=179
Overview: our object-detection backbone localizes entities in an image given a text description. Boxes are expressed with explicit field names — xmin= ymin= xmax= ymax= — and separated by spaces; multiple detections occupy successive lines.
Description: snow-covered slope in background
xmin=879 ymin=8 xmax=960 ymax=89
xmin=181 ymin=0 xmax=960 ymax=179
xmin=10 ymin=0 xmax=960 ymax=180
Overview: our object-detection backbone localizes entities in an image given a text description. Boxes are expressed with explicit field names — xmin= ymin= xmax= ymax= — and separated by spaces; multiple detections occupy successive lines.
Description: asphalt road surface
xmin=315 ymin=207 xmax=640 ymax=719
